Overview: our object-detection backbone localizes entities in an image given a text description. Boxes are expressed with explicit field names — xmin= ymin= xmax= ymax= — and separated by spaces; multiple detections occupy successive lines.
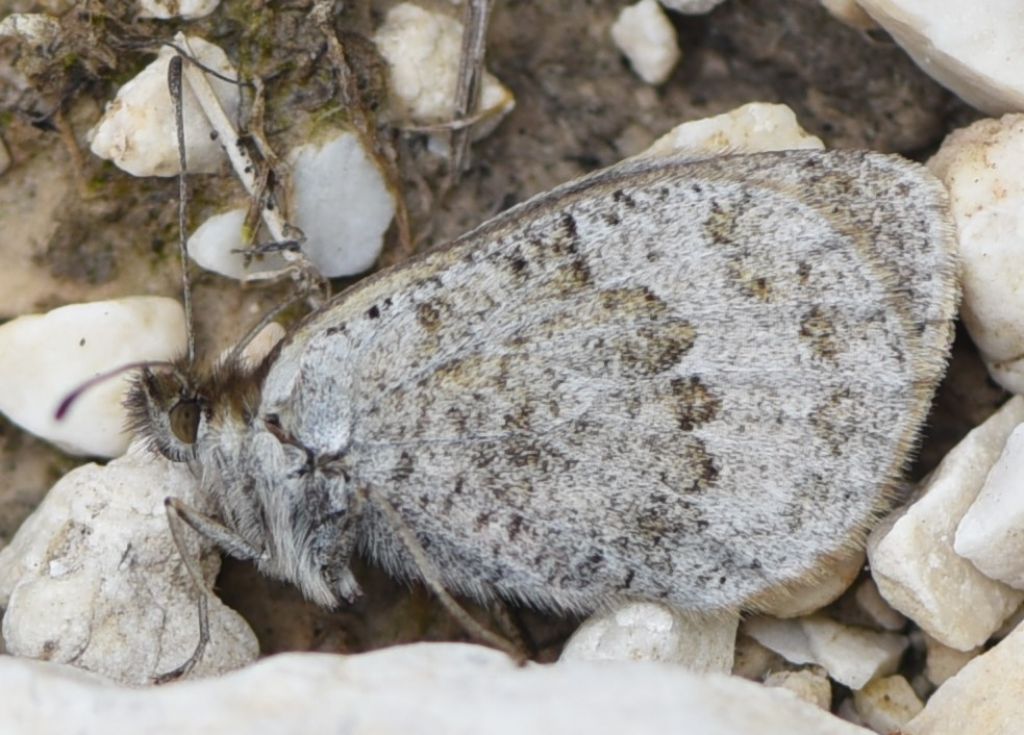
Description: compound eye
xmin=169 ymin=400 xmax=200 ymax=444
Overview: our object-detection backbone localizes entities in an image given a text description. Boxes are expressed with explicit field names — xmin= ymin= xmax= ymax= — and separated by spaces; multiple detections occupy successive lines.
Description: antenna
xmin=169 ymin=54 xmax=197 ymax=366
xmin=54 ymin=361 xmax=177 ymax=420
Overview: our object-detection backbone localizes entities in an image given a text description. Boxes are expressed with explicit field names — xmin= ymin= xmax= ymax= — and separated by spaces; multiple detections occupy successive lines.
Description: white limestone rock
xmin=658 ymin=0 xmax=728 ymax=14
xmin=927 ymin=115 xmax=1024 ymax=393
xmin=853 ymin=675 xmax=924 ymax=734
xmin=187 ymin=208 xmax=288 ymax=280
xmin=287 ymin=131 xmax=396 ymax=277
xmin=924 ymin=633 xmax=980 ymax=687
xmin=137 ymin=0 xmax=220 ymax=19
xmin=1 ymin=643 xmax=877 ymax=735
xmin=640 ymin=102 xmax=825 ymax=160
xmin=761 ymin=546 xmax=865 ymax=619
xmin=0 ymin=444 xmax=258 ymax=684
xmin=611 ymin=0 xmax=681 ymax=86
xmin=373 ymin=3 xmax=514 ymax=134
xmin=188 ymin=130 xmax=395 ymax=279
xmin=764 ymin=668 xmax=832 ymax=710
xmin=560 ymin=601 xmax=737 ymax=673
xmin=88 ymin=37 xmax=240 ymax=177
xmin=0 ymin=13 xmax=61 ymax=45
xmin=743 ymin=615 xmax=907 ymax=690
xmin=867 ymin=397 xmax=1024 ymax=650
xmin=853 ymin=578 xmax=907 ymax=632
xmin=955 ymin=423 xmax=1024 ymax=588
xmin=904 ymin=622 xmax=1024 ymax=735
xmin=857 ymin=0 xmax=1024 ymax=115
xmin=732 ymin=633 xmax=784 ymax=680
xmin=0 ymin=297 xmax=185 ymax=457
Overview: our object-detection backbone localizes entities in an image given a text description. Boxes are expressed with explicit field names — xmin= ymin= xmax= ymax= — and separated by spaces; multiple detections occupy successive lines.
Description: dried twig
xmin=174 ymin=33 xmax=323 ymax=295
xmin=174 ymin=34 xmax=290 ymax=246
xmin=53 ymin=109 xmax=90 ymax=199
xmin=447 ymin=0 xmax=494 ymax=189
xmin=310 ymin=0 xmax=414 ymax=261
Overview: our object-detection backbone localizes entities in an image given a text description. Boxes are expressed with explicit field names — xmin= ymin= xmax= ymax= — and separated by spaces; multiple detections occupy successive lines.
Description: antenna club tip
xmin=54 ymin=395 xmax=74 ymax=421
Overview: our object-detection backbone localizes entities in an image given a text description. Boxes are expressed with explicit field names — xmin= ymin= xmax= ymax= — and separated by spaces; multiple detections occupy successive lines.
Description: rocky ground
xmin=1 ymin=0 xmax=1024 ymax=733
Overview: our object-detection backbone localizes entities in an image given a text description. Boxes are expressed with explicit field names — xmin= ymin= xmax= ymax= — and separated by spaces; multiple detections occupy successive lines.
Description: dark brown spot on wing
xmin=507 ymin=513 xmax=525 ymax=541
xmin=546 ymin=255 xmax=592 ymax=294
xmin=475 ymin=510 xmax=495 ymax=532
xmin=611 ymin=322 xmax=697 ymax=377
xmin=390 ymin=451 xmax=415 ymax=483
xmin=670 ymin=376 xmax=721 ymax=431
xmin=680 ymin=438 xmax=719 ymax=492
xmin=612 ymin=189 xmax=636 ymax=208
xmin=726 ymin=260 xmax=774 ymax=301
xmin=810 ymin=387 xmax=857 ymax=457
xmin=561 ymin=212 xmax=578 ymax=238
xmin=597 ymin=287 xmax=665 ymax=316
xmin=417 ymin=300 xmax=443 ymax=332
xmin=704 ymin=200 xmax=739 ymax=246
xmin=748 ymin=276 xmax=772 ymax=300
xmin=800 ymin=306 xmax=840 ymax=361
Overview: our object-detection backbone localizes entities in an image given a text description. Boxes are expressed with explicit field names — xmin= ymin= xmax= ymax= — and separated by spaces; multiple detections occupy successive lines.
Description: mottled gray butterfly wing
xmin=261 ymin=149 xmax=958 ymax=614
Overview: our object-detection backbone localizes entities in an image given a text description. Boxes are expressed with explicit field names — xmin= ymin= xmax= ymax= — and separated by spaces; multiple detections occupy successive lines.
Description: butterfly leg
xmin=360 ymin=485 xmax=528 ymax=664
xmin=154 ymin=497 xmax=263 ymax=684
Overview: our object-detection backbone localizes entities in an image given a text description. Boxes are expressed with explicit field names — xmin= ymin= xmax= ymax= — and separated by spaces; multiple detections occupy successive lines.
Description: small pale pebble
xmin=639 ymin=102 xmax=825 ymax=160
xmin=905 ymin=622 xmax=1024 ymax=735
xmin=188 ymin=208 xmax=289 ymax=279
xmin=819 ymin=0 xmax=878 ymax=31
xmin=560 ymin=602 xmax=737 ymax=673
xmin=762 ymin=546 xmax=865 ymax=619
xmin=0 ymin=13 xmax=61 ymax=44
xmin=0 ymin=297 xmax=185 ymax=457
xmin=853 ymin=578 xmax=907 ymax=632
xmin=611 ymin=0 xmax=681 ymax=86
xmin=928 ymin=115 xmax=1024 ymax=393
xmin=137 ymin=0 xmax=220 ymax=19
xmin=373 ymin=3 xmax=514 ymax=135
xmin=924 ymin=633 xmax=980 ymax=687
xmin=867 ymin=397 xmax=1024 ymax=650
xmin=287 ymin=130 xmax=396 ymax=277
xmin=764 ymin=668 xmax=832 ymax=710
xmin=88 ymin=37 xmax=240 ymax=177
xmin=955 ymin=423 xmax=1024 ymax=587
xmin=857 ymin=0 xmax=1024 ymax=114
xmin=732 ymin=633 xmax=785 ymax=680
xmin=0 ymin=444 xmax=258 ymax=684
xmin=743 ymin=615 xmax=907 ymax=690
xmin=658 ymin=0 xmax=728 ymax=14
xmin=0 ymin=644 xmax=878 ymax=735
xmin=853 ymin=675 xmax=924 ymax=734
